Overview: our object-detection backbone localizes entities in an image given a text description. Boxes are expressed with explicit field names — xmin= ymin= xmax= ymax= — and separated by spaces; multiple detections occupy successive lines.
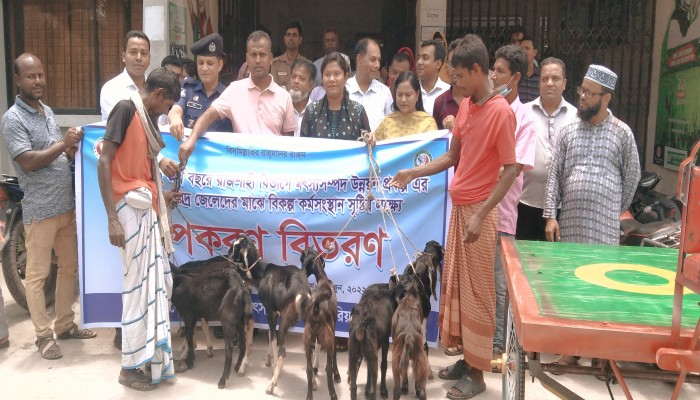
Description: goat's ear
xmin=389 ymin=274 xmax=398 ymax=290
xmin=430 ymin=266 xmax=437 ymax=300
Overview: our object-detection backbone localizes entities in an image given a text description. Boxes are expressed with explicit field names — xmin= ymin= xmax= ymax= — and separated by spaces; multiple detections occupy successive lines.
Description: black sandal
xmin=438 ymin=359 xmax=469 ymax=380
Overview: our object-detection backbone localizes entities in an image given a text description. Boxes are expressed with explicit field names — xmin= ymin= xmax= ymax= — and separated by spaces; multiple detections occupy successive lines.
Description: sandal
xmin=0 ymin=336 xmax=9 ymax=349
xmin=438 ymin=359 xmax=470 ymax=380
xmin=119 ymin=369 xmax=158 ymax=391
xmin=446 ymin=375 xmax=486 ymax=400
xmin=444 ymin=345 xmax=463 ymax=356
xmin=550 ymin=355 xmax=579 ymax=376
xmin=57 ymin=322 xmax=97 ymax=340
xmin=36 ymin=336 xmax=62 ymax=360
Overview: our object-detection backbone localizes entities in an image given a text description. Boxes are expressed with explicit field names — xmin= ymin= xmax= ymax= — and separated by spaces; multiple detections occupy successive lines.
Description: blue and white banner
xmin=77 ymin=126 xmax=450 ymax=345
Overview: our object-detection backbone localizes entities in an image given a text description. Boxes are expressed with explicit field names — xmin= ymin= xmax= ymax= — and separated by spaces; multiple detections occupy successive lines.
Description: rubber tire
xmin=502 ymin=304 xmax=525 ymax=400
xmin=1 ymin=221 xmax=57 ymax=311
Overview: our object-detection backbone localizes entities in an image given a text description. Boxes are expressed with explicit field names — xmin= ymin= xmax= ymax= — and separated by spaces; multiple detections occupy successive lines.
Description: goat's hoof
xmin=266 ymin=385 xmax=275 ymax=395
xmin=265 ymin=358 xmax=272 ymax=367
xmin=217 ymin=379 xmax=226 ymax=389
xmin=333 ymin=373 xmax=341 ymax=383
xmin=401 ymin=385 xmax=408 ymax=395
xmin=380 ymin=388 xmax=388 ymax=398
xmin=312 ymin=379 xmax=318 ymax=391
xmin=207 ymin=347 xmax=214 ymax=357
xmin=427 ymin=369 xmax=434 ymax=380
xmin=330 ymin=394 xmax=338 ymax=400
xmin=313 ymin=367 xmax=318 ymax=375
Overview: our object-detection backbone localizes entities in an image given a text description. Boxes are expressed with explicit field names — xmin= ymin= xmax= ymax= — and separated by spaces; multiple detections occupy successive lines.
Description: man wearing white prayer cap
xmin=541 ymin=62 xmax=641 ymax=370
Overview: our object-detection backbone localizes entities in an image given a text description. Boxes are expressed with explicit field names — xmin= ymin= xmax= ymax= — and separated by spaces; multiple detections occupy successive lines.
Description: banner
xmin=77 ymin=126 xmax=450 ymax=345
xmin=654 ymin=1 xmax=700 ymax=170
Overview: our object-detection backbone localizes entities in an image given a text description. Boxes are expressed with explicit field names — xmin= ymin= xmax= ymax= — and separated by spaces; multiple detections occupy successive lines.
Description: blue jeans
xmin=493 ymin=232 xmax=512 ymax=352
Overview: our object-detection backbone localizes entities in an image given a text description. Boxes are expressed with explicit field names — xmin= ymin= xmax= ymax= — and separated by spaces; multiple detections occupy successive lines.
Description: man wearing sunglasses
xmin=543 ymin=64 xmax=641 ymax=246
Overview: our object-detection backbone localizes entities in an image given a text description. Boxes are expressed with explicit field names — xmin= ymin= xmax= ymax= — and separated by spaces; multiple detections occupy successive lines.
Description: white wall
xmin=646 ymin=2 xmax=679 ymax=195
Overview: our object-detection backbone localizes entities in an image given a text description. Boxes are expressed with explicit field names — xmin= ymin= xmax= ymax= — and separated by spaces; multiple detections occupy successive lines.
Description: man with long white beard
xmin=289 ymin=59 xmax=316 ymax=137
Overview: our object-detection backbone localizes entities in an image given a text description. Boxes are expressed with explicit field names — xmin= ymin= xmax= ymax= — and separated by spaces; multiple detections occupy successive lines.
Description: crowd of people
xmin=0 ymin=20 xmax=641 ymax=399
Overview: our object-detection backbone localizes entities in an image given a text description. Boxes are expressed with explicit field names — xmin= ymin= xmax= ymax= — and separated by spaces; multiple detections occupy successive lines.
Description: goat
xmin=401 ymin=240 xmax=442 ymax=380
xmin=391 ymin=274 xmax=430 ymax=400
xmin=170 ymin=259 xmax=254 ymax=388
xmin=348 ymin=278 xmax=401 ymax=400
xmin=231 ymin=234 xmax=312 ymax=395
xmin=301 ymin=247 xmax=341 ymax=400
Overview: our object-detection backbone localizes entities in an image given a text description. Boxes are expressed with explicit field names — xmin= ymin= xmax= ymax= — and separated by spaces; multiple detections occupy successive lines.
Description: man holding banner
xmin=97 ymin=67 xmax=186 ymax=391
xmin=391 ymin=35 xmax=516 ymax=400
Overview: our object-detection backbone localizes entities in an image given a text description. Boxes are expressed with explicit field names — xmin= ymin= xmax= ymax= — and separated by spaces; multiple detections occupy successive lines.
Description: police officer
xmin=168 ymin=33 xmax=233 ymax=141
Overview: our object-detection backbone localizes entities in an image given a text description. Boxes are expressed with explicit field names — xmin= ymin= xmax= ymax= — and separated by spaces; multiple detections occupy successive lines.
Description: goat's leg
xmin=313 ymin=340 xmax=321 ymax=375
xmin=218 ymin=316 xmax=235 ymax=389
xmin=325 ymin=349 xmax=338 ymax=400
xmin=348 ymin=339 xmax=360 ymax=400
xmin=183 ymin=313 xmax=197 ymax=369
xmin=305 ymin=339 xmax=316 ymax=400
xmin=265 ymin=313 xmax=276 ymax=367
xmin=331 ymin=339 xmax=341 ymax=383
xmin=267 ymin=307 xmax=295 ymax=395
xmin=380 ymin=339 xmax=390 ymax=398
xmin=366 ymin=350 xmax=379 ymax=400
xmin=179 ymin=325 xmax=189 ymax=360
xmin=422 ymin=320 xmax=432 ymax=379
xmin=236 ymin=316 xmax=254 ymax=376
xmin=391 ymin=347 xmax=402 ymax=400
xmin=414 ymin=350 xmax=429 ymax=400
xmin=201 ymin=318 xmax=214 ymax=357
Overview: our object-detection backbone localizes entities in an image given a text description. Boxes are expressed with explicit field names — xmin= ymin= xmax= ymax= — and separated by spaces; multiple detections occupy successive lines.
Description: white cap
xmin=585 ymin=64 xmax=617 ymax=90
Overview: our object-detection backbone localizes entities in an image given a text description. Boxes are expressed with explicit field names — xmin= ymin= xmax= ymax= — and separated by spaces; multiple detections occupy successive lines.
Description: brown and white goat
xmin=231 ymin=234 xmax=312 ymax=395
xmin=391 ymin=274 xmax=430 ymax=400
xmin=301 ymin=247 xmax=341 ymax=400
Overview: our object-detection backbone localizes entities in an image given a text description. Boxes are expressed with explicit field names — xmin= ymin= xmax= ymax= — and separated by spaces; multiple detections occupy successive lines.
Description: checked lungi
xmin=438 ymin=201 xmax=498 ymax=372
xmin=118 ymin=198 xmax=175 ymax=383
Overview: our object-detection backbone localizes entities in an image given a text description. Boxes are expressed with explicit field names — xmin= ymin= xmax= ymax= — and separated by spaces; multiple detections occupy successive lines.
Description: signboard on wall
xmin=169 ymin=1 xmax=187 ymax=58
xmin=654 ymin=1 xmax=700 ymax=170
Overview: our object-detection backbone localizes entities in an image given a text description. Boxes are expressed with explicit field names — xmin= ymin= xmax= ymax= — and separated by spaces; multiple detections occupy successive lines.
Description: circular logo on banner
xmin=93 ymin=138 xmax=104 ymax=158
xmin=414 ymin=149 xmax=432 ymax=167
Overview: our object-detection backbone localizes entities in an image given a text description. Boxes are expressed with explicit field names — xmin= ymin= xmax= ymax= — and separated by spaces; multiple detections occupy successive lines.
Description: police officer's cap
xmin=191 ymin=33 xmax=224 ymax=57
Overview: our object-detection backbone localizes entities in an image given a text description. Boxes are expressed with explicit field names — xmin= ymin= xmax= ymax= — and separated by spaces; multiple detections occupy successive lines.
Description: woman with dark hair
xmin=373 ymin=71 xmax=437 ymax=140
xmin=300 ymin=52 xmax=370 ymax=139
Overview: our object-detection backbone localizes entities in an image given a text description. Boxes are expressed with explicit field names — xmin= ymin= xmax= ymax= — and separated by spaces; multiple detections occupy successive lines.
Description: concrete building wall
xmin=0 ymin=4 xmax=13 ymax=175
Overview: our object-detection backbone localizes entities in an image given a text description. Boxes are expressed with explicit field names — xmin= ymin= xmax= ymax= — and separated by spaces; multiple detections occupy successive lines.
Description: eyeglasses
xmin=576 ymin=86 xmax=605 ymax=98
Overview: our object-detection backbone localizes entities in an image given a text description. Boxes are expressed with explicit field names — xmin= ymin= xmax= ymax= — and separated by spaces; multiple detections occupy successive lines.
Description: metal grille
xmin=446 ymin=0 xmax=657 ymax=164
xmin=218 ymin=0 xmax=259 ymax=76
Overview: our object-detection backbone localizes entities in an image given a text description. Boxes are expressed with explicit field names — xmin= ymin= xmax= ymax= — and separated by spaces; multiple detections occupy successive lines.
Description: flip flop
xmin=446 ymin=375 xmax=486 ymax=400
xmin=444 ymin=346 xmax=463 ymax=356
xmin=56 ymin=322 xmax=97 ymax=340
xmin=438 ymin=359 xmax=469 ymax=380
xmin=119 ymin=369 xmax=158 ymax=391
xmin=550 ymin=355 xmax=579 ymax=376
xmin=36 ymin=336 xmax=62 ymax=360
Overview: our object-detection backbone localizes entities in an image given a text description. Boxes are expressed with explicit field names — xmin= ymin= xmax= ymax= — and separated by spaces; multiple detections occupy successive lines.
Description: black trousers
xmin=515 ymin=202 xmax=548 ymax=241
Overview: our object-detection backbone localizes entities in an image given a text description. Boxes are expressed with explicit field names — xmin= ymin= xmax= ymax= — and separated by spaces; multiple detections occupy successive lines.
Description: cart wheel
xmin=502 ymin=304 xmax=525 ymax=400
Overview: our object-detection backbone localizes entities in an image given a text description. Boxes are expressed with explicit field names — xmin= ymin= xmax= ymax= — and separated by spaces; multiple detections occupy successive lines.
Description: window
xmin=5 ymin=0 xmax=142 ymax=113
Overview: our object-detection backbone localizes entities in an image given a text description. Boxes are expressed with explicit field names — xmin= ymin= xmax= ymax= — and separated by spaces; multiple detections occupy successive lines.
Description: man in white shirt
xmin=289 ymin=59 xmax=316 ymax=137
xmin=417 ymin=39 xmax=450 ymax=115
xmin=517 ymin=57 xmax=577 ymax=241
xmin=100 ymin=30 xmax=150 ymax=120
xmin=345 ymin=38 xmax=392 ymax=131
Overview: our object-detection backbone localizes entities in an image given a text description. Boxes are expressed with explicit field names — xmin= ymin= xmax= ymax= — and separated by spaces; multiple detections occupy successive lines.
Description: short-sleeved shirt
xmin=432 ymin=87 xmax=461 ymax=130
xmin=1 ymin=96 xmax=74 ymax=223
xmin=450 ymin=94 xmax=516 ymax=205
xmin=345 ymin=77 xmax=393 ymax=131
xmin=100 ymin=69 xmax=139 ymax=120
xmin=518 ymin=66 xmax=541 ymax=103
xmin=211 ymin=76 xmax=296 ymax=135
xmin=104 ymin=100 xmax=159 ymax=211
xmin=270 ymin=53 xmax=310 ymax=90
xmin=176 ymin=78 xmax=233 ymax=132
xmin=497 ymin=97 xmax=537 ymax=234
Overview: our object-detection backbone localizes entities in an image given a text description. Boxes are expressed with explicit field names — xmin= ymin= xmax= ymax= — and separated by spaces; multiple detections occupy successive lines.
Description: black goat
xmin=231 ymin=234 xmax=312 ymax=395
xmin=170 ymin=258 xmax=253 ymax=389
xmin=301 ymin=247 xmax=341 ymax=400
xmin=391 ymin=275 xmax=429 ymax=400
xmin=348 ymin=275 xmax=406 ymax=400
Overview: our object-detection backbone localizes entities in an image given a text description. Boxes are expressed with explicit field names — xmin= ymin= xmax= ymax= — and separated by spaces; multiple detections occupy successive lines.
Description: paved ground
xmin=1 ymin=276 xmax=698 ymax=399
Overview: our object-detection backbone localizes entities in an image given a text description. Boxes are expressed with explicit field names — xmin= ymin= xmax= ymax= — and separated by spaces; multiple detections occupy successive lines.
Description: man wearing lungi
xmin=390 ymin=34 xmax=517 ymax=400
xmin=98 ymin=67 xmax=186 ymax=391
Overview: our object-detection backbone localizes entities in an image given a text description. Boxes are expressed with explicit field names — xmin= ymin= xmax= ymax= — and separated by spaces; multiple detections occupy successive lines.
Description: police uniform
xmin=176 ymin=33 xmax=233 ymax=132
xmin=270 ymin=53 xmax=310 ymax=90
